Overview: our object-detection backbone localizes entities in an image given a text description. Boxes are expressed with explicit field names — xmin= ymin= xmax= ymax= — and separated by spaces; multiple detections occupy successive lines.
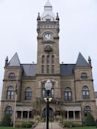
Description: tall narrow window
xmin=64 ymin=87 xmax=72 ymax=101
xmin=51 ymin=65 xmax=54 ymax=73
xmin=82 ymin=86 xmax=90 ymax=99
xmin=52 ymin=55 xmax=54 ymax=64
xmin=25 ymin=87 xmax=32 ymax=100
xmin=42 ymin=55 xmax=45 ymax=64
xmin=41 ymin=65 xmax=44 ymax=73
xmin=7 ymin=86 xmax=14 ymax=100
xmin=47 ymin=55 xmax=50 ymax=64
xmin=47 ymin=65 xmax=49 ymax=73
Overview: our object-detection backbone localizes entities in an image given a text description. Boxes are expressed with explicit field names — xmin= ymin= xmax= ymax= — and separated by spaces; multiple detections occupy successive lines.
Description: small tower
xmin=36 ymin=0 xmax=60 ymax=74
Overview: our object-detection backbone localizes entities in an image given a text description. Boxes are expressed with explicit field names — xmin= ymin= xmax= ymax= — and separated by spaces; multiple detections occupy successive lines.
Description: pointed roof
xmin=8 ymin=53 xmax=20 ymax=66
xmin=76 ymin=53 xmax=89 ymax=67
xmin=41 ymin=0 xmax=55 ymax=21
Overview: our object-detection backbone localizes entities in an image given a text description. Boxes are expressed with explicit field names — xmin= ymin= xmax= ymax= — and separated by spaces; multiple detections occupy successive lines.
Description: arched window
xmin=25 ymin=87 xmax=32 ymax=100
xmin=84 ymin=106 xmax=91 ymax=116
xmin=5 ymin=106 xmax=13 ymax=115
xmin=82 ymin=86 xmax=90 ymax=99
xmin=52 ymin=55 xmax=54 ymax=64
xmin=64 ymin=87 xmax=72 ymax=101
xmin=41 ymin=65 xmax=44 ymax=73
xmin=81 ymin=73 xmax=87 ymax=79
xmin=42 ymin=55 xmax=45 ymax=64
xmin=47 ymin=65 xmax=49 ymax=73
xmin=8 ymin=73 xmax=15 ymax=80
xmin=7 ymin=86 xmax=14 ymax=100
xmin=51 ymin=65 xmax=54 ymax=73
xmin=47 ymin=55 xmax=50 ymax=64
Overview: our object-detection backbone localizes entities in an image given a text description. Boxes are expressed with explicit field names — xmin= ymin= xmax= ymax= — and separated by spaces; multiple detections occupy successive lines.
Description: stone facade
xmin=0 ymin=0 xmax=97 ymax=125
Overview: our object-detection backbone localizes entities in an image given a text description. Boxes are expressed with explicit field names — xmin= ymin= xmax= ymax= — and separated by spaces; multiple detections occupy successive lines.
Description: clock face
xmin=44 ymin=32 xmax=52 ymax=41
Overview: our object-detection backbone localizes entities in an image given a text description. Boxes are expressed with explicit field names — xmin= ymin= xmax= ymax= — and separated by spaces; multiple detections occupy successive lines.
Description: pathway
xmin=33 ymin=122 xmax=64 ymax=129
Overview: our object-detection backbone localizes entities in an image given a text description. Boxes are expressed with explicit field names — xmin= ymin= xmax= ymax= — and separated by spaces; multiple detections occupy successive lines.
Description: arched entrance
xmin=42 ymin=107 xmax=54 ymax=121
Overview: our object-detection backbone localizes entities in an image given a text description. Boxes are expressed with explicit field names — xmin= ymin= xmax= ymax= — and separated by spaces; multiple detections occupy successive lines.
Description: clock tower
xmin=36 ymin=0 xmax=60 ymax=75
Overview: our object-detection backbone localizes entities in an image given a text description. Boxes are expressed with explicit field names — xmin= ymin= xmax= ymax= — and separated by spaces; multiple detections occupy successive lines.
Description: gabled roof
xmin=76 ymin=52 xmax=89 ymax=67
xmin=60 ymin=64 xmax=75 ymax=76
xmin=8 ymin=53 xmax=20 ymax=66
xmin=22 ymin=64 xmax=36 ymax=76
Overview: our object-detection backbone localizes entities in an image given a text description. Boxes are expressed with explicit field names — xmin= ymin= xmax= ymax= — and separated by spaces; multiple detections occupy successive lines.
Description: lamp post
xmin=13 ymin=85 xmax=17 ymax=128
xmin=44 ymin=80 xmax=52 ymax=129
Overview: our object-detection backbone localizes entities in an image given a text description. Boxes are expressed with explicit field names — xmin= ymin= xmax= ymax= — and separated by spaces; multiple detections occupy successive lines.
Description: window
xmin=47 ymin=65 xmax=49 ymax=73
xmin=41 ymin=65 xmax=44 ymax=73
xmin=82 ymin=86 xmax=90 ymax=99
xmin=5 ymin=106 xmax=13 ymax=115
xmin=47 ymin=55 xmax=50 ymax=64
xmin=64 ymin=87 xmax=72 ymax=101
xmin=8 ymin=73 xmax=15 ymax=80
xmin=42 ymin=55 xmax=45 ymax=64
xmin=25 ymin=87 xmax=32 ymax=100
xmin=52 ymin=55 xmax=54 ymax=64
xmin=51 ymin=65 xmax=54 ymax=73
xmin=7 ymin=86 xmax=14 ymax=100
xmin=81 ymin=73 xmax=87 ymax=79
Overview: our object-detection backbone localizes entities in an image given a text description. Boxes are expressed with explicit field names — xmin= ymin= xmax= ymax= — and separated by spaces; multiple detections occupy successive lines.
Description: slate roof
xmin=8 ymin=53 xmax=20 ymax=66
xmin=76 ymin=52 xmax=89 ymax=67
xmin=22 ymin=64 xmax=36 ymax=76
xmin=95 ymin=92 xmax=97 ymax=98
xmin=60 ymin=64 xmax=75 ymax=76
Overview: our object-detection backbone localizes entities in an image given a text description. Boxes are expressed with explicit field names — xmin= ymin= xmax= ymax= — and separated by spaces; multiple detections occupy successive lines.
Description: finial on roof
xmin=88 ymin=56 xmax=92 ymax=67
xmin=37 ymin=12 xmax=41 ymax=21
xmin=5 ymin=56 xmax=8 ymax=66
xmin=56 ymin=12 xmax=59 ymax=21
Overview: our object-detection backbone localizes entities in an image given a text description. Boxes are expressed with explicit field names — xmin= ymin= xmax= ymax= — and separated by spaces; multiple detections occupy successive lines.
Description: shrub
xmin=21 ymin=121 xmax=34 ymax=128
xmin=62 ymin=121 xmax=82 ymax=128
xmin=1 ymin=114 xmax=12 ymax=126
xmin=84 ymin=112 xmax=95 ymax=126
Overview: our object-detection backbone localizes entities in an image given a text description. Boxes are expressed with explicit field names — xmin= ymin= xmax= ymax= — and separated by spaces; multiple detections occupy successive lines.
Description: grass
xmin=71 ymin=126 xmax=97 ymax=129
xmin=0 ymin=127 xmax=27 ymax=129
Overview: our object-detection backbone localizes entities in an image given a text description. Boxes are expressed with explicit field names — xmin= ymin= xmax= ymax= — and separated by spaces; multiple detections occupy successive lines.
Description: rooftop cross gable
xmin=76 ymin=52 xmax=89 ymax=67
xmin=8 ymin=52 xmax=20 ymax=66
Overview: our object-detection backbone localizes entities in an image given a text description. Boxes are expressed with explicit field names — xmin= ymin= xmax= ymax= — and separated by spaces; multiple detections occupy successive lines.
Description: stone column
xmin=27 ymin=111 xmax=29 ymax=120
xmin=67 ymin=111 xmax=69 ymax=120
xmin=21 ymin=111 xmax=23 ymax=120
xmin=73 ymin=111 xmax=75 ymax=120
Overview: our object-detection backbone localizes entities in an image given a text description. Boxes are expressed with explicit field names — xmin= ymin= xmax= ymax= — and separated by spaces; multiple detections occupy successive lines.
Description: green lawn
xmin=0 ymin=127 xmax=27 ymax=129
xmin=72 ymin=126 xmax=97 ymax=129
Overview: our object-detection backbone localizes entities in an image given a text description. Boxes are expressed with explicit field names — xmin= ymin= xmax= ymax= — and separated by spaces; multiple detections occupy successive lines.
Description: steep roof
xmin=76 ymin=52 xmax=89 ymax=67
xmin=8 ymin=53 xmax=20 ymax=66
xmin=60 ymin=64 xmax=75 ymax=76
xmin=22 ymin=64 xmax=36 ymax=76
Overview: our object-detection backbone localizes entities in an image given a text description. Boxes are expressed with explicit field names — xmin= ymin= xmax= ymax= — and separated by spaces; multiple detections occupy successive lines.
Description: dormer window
xmin=81 ymin=73 xmax=87 ymax=79
xmin=8 ymin=73 xmax=16 ymax=80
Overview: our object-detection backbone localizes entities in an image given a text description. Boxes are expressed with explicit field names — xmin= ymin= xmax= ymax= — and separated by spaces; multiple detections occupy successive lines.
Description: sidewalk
xmin=34 ymin=122 xmax=64 ymax=129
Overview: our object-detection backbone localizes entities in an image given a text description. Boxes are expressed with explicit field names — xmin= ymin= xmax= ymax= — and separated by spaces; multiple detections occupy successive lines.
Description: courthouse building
xmin=1 ymin=0 xmax=97 ymax=124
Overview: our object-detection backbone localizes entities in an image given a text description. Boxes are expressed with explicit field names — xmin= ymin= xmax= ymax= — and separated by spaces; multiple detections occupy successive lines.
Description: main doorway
xmin=42 ymin=107 xmax=54 ymax=121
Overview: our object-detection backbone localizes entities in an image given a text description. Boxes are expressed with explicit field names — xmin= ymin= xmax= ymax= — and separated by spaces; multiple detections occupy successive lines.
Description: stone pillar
xmin=73 ymin=111 xmax=75 ymax=120
xmin=67 ymin=111 xmax=69 ymax=120
xmin=27 ymin=111 xmax=29 ymax=120
xmin=21 ymin=111 xmax=23 ymax=120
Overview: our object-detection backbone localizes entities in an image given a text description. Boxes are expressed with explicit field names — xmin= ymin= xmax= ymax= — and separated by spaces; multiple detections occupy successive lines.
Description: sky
xmin=0 ymin=0 xmax=97 ymax=98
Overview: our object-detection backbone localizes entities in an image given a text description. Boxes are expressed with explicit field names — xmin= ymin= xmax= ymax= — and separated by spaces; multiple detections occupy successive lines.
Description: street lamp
xmin=44 ymin=80 xmax=52 ymax=129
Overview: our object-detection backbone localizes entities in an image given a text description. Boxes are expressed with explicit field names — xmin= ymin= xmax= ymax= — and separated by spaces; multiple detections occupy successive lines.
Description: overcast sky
xmin=0 ymin=0 xmax=97 ymax=98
